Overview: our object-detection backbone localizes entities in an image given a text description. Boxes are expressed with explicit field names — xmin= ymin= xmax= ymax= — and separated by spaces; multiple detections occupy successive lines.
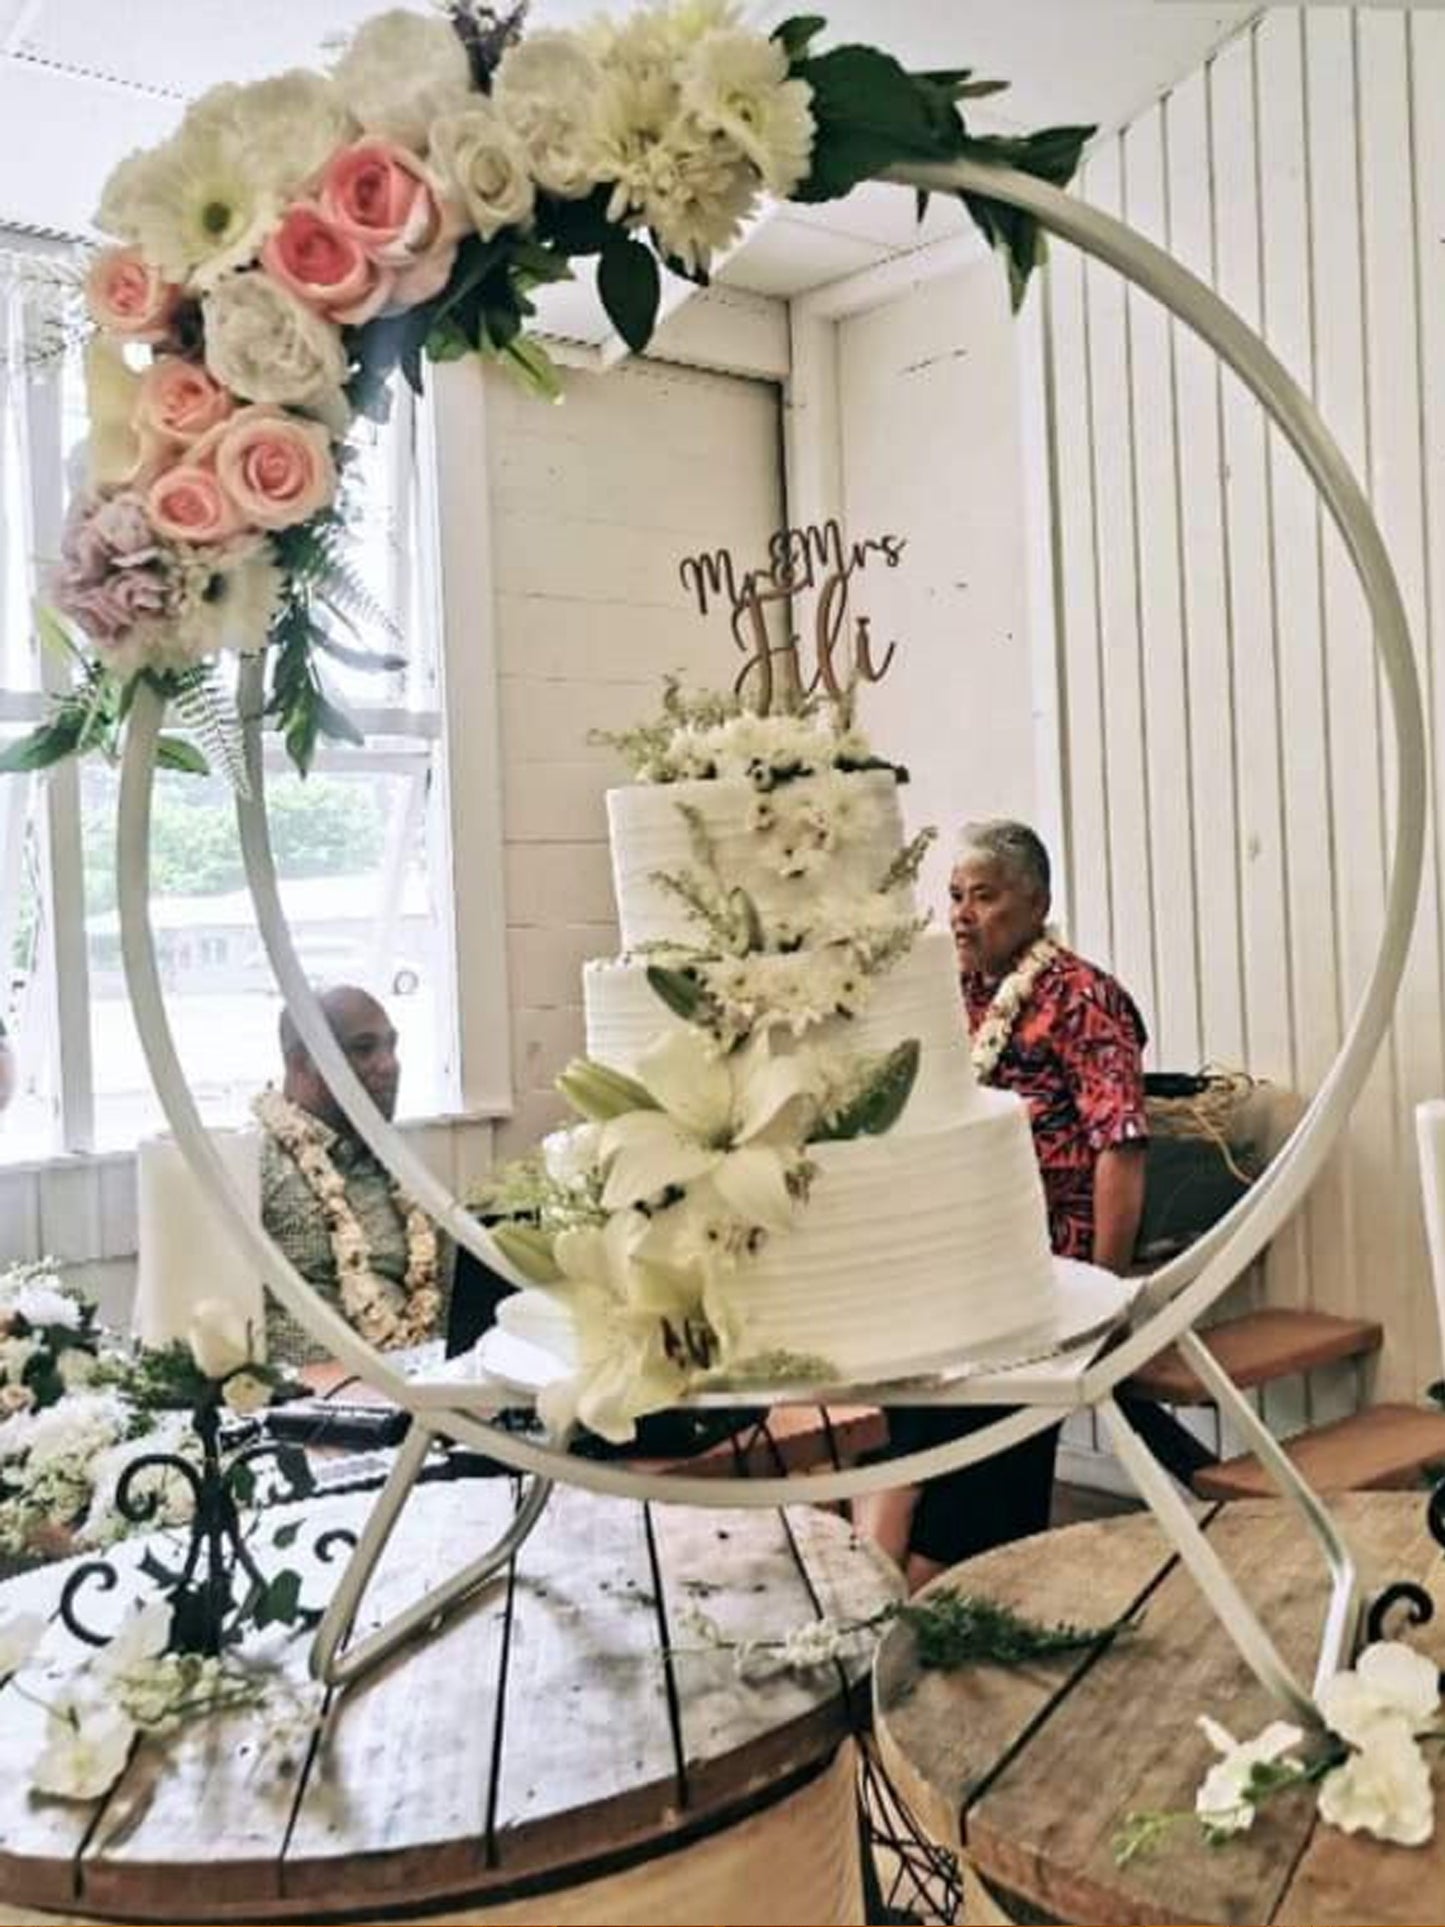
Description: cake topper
xmin=679 ymin=519 xmax=905 ymax=713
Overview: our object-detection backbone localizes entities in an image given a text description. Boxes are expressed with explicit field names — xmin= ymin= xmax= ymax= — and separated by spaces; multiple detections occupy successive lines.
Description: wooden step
xmin=654 ymin=1405 xmax=887 ymax=1481
xmin=1125 ymin=1308 xmax=1382 ymax=1404
xmin=1194 ymin=1403 xmax=1445 ymax=1501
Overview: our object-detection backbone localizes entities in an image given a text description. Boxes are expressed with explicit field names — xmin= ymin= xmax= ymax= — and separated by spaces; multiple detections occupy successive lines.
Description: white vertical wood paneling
xmin=1046 ymin=5 xmax=1445 ymax=1392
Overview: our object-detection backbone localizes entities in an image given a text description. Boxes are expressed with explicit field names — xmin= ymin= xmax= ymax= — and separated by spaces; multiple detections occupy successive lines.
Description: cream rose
xmin=260 ymin=203 xmax=394 ymax=325
xmin=187 ymin=1297 xmax=255 ymax=1380
xmin=134 ymin=358 xmax=234 ymax=453
xmin=146 ymin=464 xmax=247 ymax=544
xmin=202 ymin=273 xmax=349 ymax=424
xmin=207 ymin=405 xmax=336 ymax=531
xmin=428 ymin=105 xmax=536 ymax=241
xmin=84 ymin=247 xmax=180 ymax=341
xmin=331 ymin=9 xmax=474 ymax=151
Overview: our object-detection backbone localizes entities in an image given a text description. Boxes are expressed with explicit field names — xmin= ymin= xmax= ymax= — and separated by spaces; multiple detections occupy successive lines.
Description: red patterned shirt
xmin=962 ymin=948 xmax=1149 ymax=1260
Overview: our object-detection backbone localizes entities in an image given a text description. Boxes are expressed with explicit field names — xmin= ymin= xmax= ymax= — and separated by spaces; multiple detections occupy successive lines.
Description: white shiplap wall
xmin=1045 ymin=6 xmax=1445 ymax=1395
xmin=481 ymin=355 xmax=785 ymax=1159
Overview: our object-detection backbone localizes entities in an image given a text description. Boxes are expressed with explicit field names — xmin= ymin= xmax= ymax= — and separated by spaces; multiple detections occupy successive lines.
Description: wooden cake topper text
xmin=678 ymin=520 xmax=905 ymax=712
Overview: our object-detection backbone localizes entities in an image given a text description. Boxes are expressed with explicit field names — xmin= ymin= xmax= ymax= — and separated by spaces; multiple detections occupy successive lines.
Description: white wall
xmin=1044 ymin=6 xmax=1445 ymax=1396
xmin=833 ymin=261 xmax=1040 ymax=920
xmin=477 ymin=355 xmax=786 ymax=1159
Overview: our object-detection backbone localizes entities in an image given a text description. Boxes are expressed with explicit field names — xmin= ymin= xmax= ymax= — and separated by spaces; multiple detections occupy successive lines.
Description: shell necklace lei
xmin=252 ymin=1088 xmax=441 ymax=1351
xmin=969 ymin=932 xmax=1061 ymax=1083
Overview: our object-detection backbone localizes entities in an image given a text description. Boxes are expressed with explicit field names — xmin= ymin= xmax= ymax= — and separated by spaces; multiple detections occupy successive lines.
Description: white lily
xmin=497 ymin=1211 xmax=699 ymax=1444
xmin=599 ymin=1029 xmax=815 ymax=1229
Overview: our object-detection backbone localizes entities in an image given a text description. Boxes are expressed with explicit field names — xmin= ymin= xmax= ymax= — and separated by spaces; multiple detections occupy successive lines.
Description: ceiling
xmin=0 ymin=0 xmax=1259 ymax=339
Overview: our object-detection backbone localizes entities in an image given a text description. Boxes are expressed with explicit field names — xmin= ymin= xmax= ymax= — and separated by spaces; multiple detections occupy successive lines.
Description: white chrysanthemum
xmin=493 ymin=31 xmax=607 ymax=199
xmin=186 ymin=71 xmax=357 ymax=199
xmin=682 ymin=31 xmax=815 ymax=195
xmin=331 ymin=8 xmax=474 ymax=151
xmin=116 ymin=119 xmax=281 ymax=289
xmin=202 ymin=274 xmax=348 ymax=422
xmin=171 ymin=544 xmax=283 ymax=659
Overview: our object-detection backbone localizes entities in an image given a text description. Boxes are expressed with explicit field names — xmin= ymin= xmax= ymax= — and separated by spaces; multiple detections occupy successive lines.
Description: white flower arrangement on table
xmin=3 ymin=5 xmax=1089 ymax=784
xmin=1115 ymin=1638 xmax=1445 ymax=1860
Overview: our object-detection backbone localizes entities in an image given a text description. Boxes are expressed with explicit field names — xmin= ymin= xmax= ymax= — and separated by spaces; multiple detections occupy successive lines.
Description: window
xmin=0 ymin=249 xmax=462 ymax=1160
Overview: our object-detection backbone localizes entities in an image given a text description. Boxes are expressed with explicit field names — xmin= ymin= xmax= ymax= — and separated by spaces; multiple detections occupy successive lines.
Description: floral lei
xmin=252 ymin=1089 xmax=440 ymax=1352
xmin=968 ymin=933 xmax=1061 ymax=1083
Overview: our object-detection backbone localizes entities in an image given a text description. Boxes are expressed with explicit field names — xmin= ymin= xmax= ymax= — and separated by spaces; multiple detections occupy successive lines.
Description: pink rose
xmin=146 ymin=465 xmax=246 ymax=544
xmin=84 ymin=247 xmax=181 ymax=341
xmin=207 ymin=406 xmax=336 ymax=531
xmin=134 ymin=358 xmax=234 ymax=452
xmin=260 ymin=204 xmax=395 ymax=326
xmin=319 ymin=138 xmax=457 ymax=267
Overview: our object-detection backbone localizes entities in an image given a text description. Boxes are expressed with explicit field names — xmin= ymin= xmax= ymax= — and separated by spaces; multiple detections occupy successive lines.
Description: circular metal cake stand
xmin=117 ymin=156 xmax=1424 ymax=1715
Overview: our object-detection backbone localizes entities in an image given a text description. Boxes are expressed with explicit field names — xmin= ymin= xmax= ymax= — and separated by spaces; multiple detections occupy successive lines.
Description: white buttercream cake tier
xmin=606 ymin=769 xmax=909 ymax=951
xmin=708 ymin=1091 xmax=1056 ymax=1380
xmin=584 ymin=930 xmax=975 ymax=1129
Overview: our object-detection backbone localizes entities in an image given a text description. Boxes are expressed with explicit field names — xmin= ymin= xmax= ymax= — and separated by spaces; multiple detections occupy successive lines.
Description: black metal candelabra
xmin=58 ymin=1397 xmax=356 ymax=1656
xmin=1363 ymin=1475 xmax=1445 ymax=1685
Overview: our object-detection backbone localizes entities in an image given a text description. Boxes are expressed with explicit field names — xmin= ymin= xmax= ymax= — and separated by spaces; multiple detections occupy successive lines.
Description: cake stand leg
xmin=1098 ymin=1388 xmax=1359 ymax=1728
xmin=309 ymin=1421 xmax=554 ymax=1688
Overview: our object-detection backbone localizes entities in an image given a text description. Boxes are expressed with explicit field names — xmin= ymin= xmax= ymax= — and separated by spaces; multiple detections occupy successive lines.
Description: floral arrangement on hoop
xmin=1 ymin=1 xmax=1089 ymax=783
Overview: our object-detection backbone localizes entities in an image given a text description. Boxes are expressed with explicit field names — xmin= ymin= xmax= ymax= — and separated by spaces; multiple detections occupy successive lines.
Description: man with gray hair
xmin=859 ymin=819 xmax=1150 ymax=1588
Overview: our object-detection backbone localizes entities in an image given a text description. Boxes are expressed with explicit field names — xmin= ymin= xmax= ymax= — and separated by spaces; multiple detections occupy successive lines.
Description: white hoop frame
xmin=115 ymin=156 xmax=1424 ymax=1712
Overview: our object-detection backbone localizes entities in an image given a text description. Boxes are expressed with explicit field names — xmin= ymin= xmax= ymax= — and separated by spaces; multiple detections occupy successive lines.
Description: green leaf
xmin=229 ymin=1461 xmax=257 ymax=1506
xmin=645 ymin=964 xmax=705 ymax=1023
xmin=154 ymin=733 xmax=210 ymax=776
xmin=272 ymin=1519 xmax=301 ymax=1550
xmin=34 ymin=603 xmax=83 ymax=665
xmin=501 ymin=333 xmax=565 ymax=402
xmin=812 ymin=1040 xmax=921 ymax=1142
xmin=0 ymin=715 xmax=84 ymax=773
xmin=598 ymin=236 xmax=662 ymax=354
xmin=772 ymin=14 xmax=826 ymax=61
xmin=534 ymin=184 xmax=616 ymax=256
xmin=252 ymin=1567 xmax=303 ymax=1629
xmin=791 ymin=45 xmax=954 ymax=201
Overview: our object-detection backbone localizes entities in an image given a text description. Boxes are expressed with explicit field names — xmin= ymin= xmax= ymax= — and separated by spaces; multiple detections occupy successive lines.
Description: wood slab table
xmin=0 ymin=1480 xmax=899 ymax=1924
xmin=874 ymin=1491 xmax=1445 ymax=1926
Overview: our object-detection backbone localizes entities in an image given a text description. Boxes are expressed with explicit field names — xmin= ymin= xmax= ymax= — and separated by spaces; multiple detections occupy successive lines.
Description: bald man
xmin=257 ymin=986 xmax=451 ymax=1367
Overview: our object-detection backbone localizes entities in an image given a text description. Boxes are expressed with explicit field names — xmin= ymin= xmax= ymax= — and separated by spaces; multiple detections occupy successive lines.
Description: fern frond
xmin=170 ymin=663 xmax=250 ymax=797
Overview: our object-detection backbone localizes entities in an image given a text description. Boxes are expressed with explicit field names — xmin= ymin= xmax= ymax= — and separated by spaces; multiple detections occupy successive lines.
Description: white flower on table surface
xmin=1194 ymin=1714 xmax=1306 ymax=1836
xmin=7 ymin=1280 xmax=83 ymax=1332
xmin=331 ymin=8 xmax=476 ymax=152
xmin=493 ymin=32 xmax=607 ymax=200
xmin=1318 ymin=1722 xmax=1436 ymax=1847
xmin=497 ymin=1210 xmax=697 ymax=1442
xmin=21 ymin=1393 xmax=130 ymax=1469
xmin=92 ymin=1600 xmax=173 ymax=1684
xmin=1317 ymin=1639 xmax=1441 ymax=1748
xmin=599 ymin=1028 xmax=817 ymax=1229
xmin=680 ymin=27 xmax=815 ymax=196
xmin=0 ymin=1610 xmax=46 ymax=1678
xmin=201 ymin=275 xmax=350 ymax=430
xmin=187 ymin=1296 xmax=257 ymax=1381
xmin=429 ymin=102 xmax=537 ymax=240
xmin=32 ymin=1698 xmax=137 ymax=1803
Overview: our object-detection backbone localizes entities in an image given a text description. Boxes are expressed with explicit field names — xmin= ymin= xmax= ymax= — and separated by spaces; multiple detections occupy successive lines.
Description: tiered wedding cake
xmin=578 ymin=706 xmax=1056 ymax=1384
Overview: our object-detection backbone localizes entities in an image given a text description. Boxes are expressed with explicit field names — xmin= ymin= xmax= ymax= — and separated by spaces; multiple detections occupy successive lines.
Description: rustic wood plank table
xmin=874 ymin=1491 xmax=1445 ymax=1926
xmin=0 ymin=1480 xmax=899 ymax=1924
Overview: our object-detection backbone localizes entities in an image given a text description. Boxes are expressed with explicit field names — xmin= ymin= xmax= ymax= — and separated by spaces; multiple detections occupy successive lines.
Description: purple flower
xmin=52 ymin=490 xmax=170 ymax=647
xmin=58 ymin=570 xmax=168 ymax=642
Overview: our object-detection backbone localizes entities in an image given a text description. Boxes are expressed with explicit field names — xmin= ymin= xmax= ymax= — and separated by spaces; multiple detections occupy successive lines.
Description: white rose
xmin=429 ymin=105 xmax=536 ymax=241
xmin=493 ymin=32 xmax=606 ymax=199
xmin=32 ymin=1700 xmax=136 ymax=1803
xmin=187 ymin=1297 xmax=255 ymax=1380
xmin=1318 ymin=1727 xmax=1436 ymax=1847
xmin=186 ymin=70 xmax=356 ymax=200
xmin=12 ymin=1281 xmax=82 ymax=1330
xmin=0 ymin=1610 xmax=46 ymax=1678
xmin=202 ymin=275 xmax=349 ymax=425
xmin=331 ymin=9 xmax=474 ymax=152
xmin=0 ymin=1337 xmax=38 ymax=1384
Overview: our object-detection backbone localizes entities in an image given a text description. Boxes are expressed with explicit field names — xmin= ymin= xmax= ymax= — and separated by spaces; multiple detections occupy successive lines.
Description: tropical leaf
xmin=812 ymin=1040 xmax=921 ymax=1141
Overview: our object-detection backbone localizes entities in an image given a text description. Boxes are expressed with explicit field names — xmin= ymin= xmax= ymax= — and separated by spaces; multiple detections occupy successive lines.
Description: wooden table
xmin=874 ymin=1491 xmax=1445 ymax=1926
xmin=0 ymin=1481 xmax=899 ymax=1924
